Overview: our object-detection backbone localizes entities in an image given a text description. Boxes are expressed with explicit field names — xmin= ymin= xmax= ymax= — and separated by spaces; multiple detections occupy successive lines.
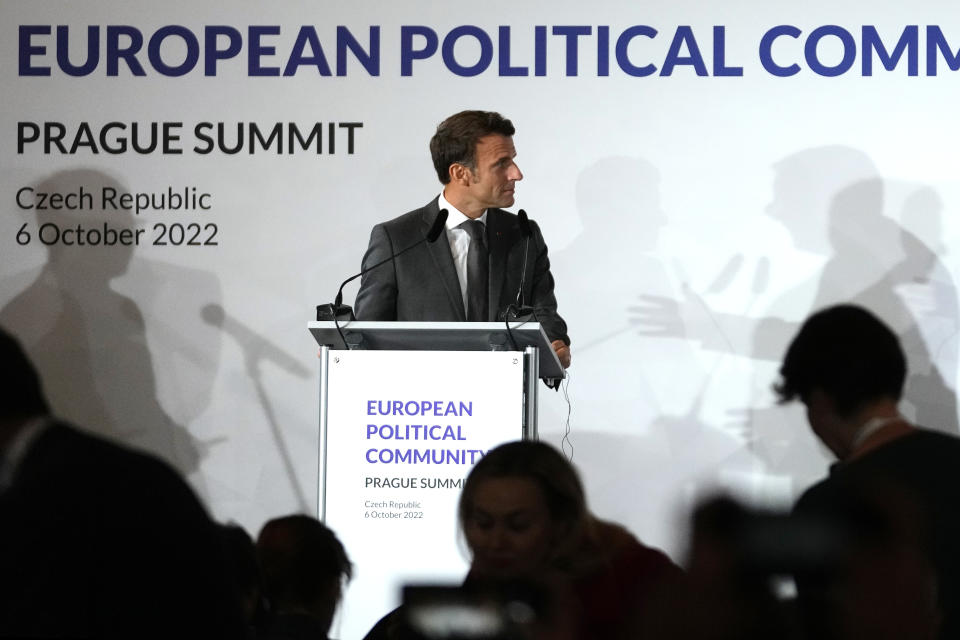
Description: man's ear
xmin=449 ymin=162 xmax=473 ymax=186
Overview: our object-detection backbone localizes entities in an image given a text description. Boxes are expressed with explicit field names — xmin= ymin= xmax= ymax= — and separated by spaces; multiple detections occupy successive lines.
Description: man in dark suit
xmin=0 ymin=328 xmax=245 ymax=638
xmin=354 ymin=110 xmax=571 ymax=368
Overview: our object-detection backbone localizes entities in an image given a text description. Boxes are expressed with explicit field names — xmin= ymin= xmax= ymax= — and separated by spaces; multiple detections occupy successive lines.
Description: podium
xmin=307 ymin=320 xmax=562 ymax=639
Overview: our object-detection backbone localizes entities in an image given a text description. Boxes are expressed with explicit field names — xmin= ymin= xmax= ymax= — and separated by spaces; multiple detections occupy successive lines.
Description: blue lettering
xmin=862 ymin=26 xmax=918 ymax=76
xmin=534 ymin=25 xmax=547 ymax=76
xmin=442 ymin=25 xmax=493 ymax=76
xmin=926 ymin=25 xmax=960 ymax=75
xmin=107 ymin=26 xmax=146 ymax=76
xmin=249 ymin=25 xmax=281 ymax=76
xmin=19 ymin=25 xmax=51 ymax=76
xmin=759 ymin=25 xmax=801 ymax=77
xmin=805 ymin=25 xmax=856 ymax=77
xmin=616 ymin=26 xmax=657 ymax=77
xmin=459 ymin=401 xmax=472 ymax=416
xmin=148 ymin=26 xmax=199 ymax=77
xmin=712 ymin=26 xmax=743 ymax=76
xmin=204 ymin=25 xmax=242 ymax=76
xmin=661 ymin=26 xmax=708 ymax=76
xmin=552 ymin=25 xmax=591 ymax=76
xmin=56 ymin=26 xmax=99 ymax=76
xmin=597 ymin=26 xmax=610 ymax=76
xmin=283 ymin=26 xmax=331 ymax=76
xmin=337 ymin=26 xmax=379 ymax=76
xmin=499 ymin=26 xmax=528 ymax=76
xmin=400 ymin=26 xmax=438 ymax=76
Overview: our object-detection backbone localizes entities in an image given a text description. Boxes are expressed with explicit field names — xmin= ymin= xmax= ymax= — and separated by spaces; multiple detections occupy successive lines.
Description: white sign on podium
xmin=321 ymin=349 xmax=522 ymax=639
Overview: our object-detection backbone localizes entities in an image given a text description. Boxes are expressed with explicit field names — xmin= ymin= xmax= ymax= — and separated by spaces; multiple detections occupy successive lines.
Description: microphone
xmin=203 ymin=304 xmax=311 ymax=376
xmin=317 ymin=208 xmax=449 ymax=321
xmin=500 ymin=209 xmax=535 ymax=320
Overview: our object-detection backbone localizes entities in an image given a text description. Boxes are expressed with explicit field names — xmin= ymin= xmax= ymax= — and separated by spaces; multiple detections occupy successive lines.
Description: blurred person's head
xmin=217 ymin=522 xmax=262 ymax=627
xmin=0 ymin=327 xmax=49 ymax=447
xmin=775 ymin=304 xmax=906 ymax=417
xmin=458 ymin=441 xmax=593 ymax=578
xmin=774 ymin=305 xmax=906 ymax=458
xmin=256 ymin=515 xmax=352 ymax=634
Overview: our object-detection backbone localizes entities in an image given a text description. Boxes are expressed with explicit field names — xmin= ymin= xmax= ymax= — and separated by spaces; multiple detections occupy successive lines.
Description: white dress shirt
xmin=438 ymin=192 xmax=487 ymax=315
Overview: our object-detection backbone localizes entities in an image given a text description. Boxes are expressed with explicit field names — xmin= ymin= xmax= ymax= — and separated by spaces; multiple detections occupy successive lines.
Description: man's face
xmin=464 ymin=134 xmax=523 ymax=210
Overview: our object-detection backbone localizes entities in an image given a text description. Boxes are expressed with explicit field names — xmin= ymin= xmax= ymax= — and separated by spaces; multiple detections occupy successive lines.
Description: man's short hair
xmin=774 ymin=304 xmax=906 ymax=417
xmin=429 ymin=110 xmax=515 ymax=184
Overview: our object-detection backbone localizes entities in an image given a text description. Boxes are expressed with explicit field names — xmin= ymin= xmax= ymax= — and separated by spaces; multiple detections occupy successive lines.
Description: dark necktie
xmin=462 ymin=220 xmax=488 ymax=321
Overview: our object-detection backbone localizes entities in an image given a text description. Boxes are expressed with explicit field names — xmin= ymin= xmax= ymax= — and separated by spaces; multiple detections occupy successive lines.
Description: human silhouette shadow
xmin=632 ymin=147 xmax=959 ymax=482
xmin=0 ymin=169 xmax=221 ymax=481
xmin=550 ymin=157 xmax=733 ymax=459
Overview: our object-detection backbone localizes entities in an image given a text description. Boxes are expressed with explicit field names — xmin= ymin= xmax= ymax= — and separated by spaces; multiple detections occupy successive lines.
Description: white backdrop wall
xmin=3 ymin=0 xmax=960 ymax=633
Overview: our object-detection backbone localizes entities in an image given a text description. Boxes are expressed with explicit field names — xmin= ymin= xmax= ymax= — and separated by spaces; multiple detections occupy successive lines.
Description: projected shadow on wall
xmin=553 ymin=157 xmax=681 ymax=426
xmin=0 ymin=169 xmax=222 ymax=484
xmin=201 ymin=303 xmax=312 ymax=512
xmin=634 ymin=146 xmax=959 ymax=481
xmin=550 ymin=158 xmax=761 ymax=546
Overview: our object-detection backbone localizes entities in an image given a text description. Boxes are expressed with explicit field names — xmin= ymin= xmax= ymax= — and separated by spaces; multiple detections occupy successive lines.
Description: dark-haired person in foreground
xmin=354 ymin=110 xmax=571 ymax=369
xmin=0 ymin=327 xmax=245 ymax=638
xmin=776 ymin=304 xmax=958 ymax=639
xmin=256 ymin=514 xmax=353 ymax=640
xmin=217 ymin=522 xmax=264 ymax=636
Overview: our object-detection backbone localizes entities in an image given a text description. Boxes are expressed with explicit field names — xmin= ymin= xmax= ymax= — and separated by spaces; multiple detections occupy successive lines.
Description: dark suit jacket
xmin=354 ymin=198 xmax=569 ymax=345
xmin=793 ymin=429 xmax=960 ymax=640
xmin=0 ymin=422 xmax=245 ymax=638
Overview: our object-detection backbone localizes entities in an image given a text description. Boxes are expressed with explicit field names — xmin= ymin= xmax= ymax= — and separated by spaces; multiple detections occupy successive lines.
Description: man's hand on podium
xmin=551 ymin=339 xmax=571 ymax=369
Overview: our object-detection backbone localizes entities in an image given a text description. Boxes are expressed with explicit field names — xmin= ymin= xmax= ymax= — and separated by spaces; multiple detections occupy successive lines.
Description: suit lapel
xmin=486 ymin=209 xmax=519 ymax=320
xmin=422 ymin=200 xmax=466 ymax=321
